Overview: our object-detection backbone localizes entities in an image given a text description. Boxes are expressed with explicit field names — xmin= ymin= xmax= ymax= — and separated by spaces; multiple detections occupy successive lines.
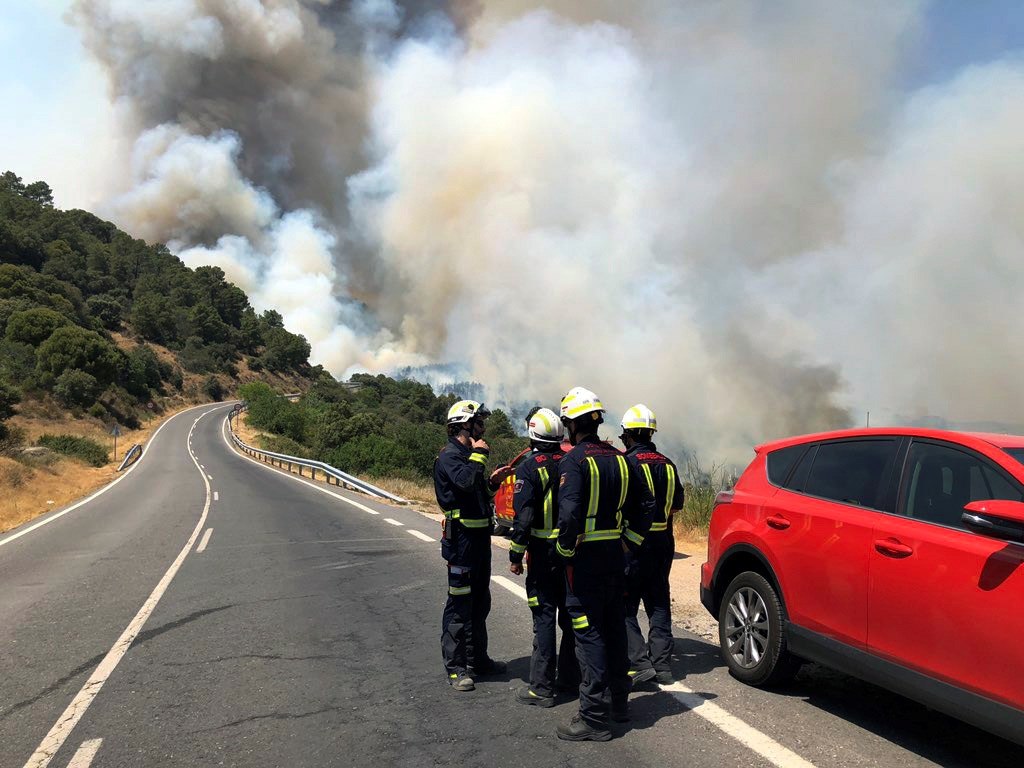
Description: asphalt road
xmin=0 ymin=403 xmax=1021 ymax=768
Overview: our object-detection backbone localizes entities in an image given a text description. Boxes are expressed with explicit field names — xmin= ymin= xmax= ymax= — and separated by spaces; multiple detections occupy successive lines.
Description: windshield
xmin=1004 ymin=448 xmax=1024 ymax=465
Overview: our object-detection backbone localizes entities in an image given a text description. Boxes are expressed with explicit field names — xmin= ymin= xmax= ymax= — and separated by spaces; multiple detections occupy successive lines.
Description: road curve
xmin=0 ymin=404 xmax=1021 ymax=767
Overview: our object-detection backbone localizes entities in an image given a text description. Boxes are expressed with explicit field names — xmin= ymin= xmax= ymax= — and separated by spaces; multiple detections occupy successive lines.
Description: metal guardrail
xmin=117 ymin=444 xmax=143 ymax=472
xmin=227 ymin=405 xmax=408 ymax=504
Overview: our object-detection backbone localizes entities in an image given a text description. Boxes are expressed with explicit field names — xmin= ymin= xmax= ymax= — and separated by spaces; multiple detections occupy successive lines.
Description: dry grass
xmin=367 ymin=476 xmax=437 ymax=508
xmin=0 ymin=455 xmax=118 ymax=533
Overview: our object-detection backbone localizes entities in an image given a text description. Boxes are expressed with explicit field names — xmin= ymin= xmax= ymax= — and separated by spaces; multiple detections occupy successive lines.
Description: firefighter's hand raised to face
xmin=472 ymin=438 xmax=490 ymax=452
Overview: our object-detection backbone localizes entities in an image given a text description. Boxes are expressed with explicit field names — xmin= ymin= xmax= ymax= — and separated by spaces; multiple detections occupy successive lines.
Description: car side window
xmin=766 ymin=444 xmax=807 ymax=486
xmin=802 ymin=440 xmax=897 ymax=509
xmin=901 ymin=441 xmax=1024 ymax=529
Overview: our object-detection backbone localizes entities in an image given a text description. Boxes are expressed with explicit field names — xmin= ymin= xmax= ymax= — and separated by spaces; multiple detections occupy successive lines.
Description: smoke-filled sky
xmin=3 ymin=0 xmax=1024 ymax=461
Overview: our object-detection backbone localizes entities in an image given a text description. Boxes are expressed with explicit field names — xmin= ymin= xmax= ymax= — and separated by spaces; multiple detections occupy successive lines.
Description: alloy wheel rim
xmin=724 ymin=586 xmax=770 ymax=669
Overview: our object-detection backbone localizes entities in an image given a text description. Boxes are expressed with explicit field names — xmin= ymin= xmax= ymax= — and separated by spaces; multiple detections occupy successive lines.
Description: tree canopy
xmin=0 ymin=170 xmax=315 ymax=423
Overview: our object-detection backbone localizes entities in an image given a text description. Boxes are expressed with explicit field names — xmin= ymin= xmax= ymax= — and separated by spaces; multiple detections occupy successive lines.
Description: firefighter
xmin=435 ymin=399 xmax=506 ymax=691
xmin=619 ymin=404 xmax=685 ymax=686
xmin=508 ymin=408 xmax=579 ymax=707
xmin=554 ymin=387 xmax=655 ymax=741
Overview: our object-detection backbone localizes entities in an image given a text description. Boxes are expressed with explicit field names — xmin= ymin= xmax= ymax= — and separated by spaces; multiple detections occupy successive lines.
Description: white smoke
xmin=59 ymin=0 xmax=1024 ymax=461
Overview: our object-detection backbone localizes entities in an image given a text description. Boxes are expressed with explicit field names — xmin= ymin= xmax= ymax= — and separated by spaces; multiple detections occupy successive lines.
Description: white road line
xmin=22 ymin=410 xmax=220 ymax=768
xmin=662 ymin=683 xmax=816 ymax=768
xmin=489 ymin=576 xmax=815 ymax=768
xmin=0 ymin=402 xmax=220 ymax=550
xmin=213 ymin=491 xmax=219 ymax=501
xmin=66 ymin=738 xmax=102 ymax=768
xmin=220 ymin=418 xmax=388 ymax=519
xmin=407 ymin=529 xmax=434 ymax=543
xmin=196 ymin=528 xmax=213 ymax=553
xmin=384 ymin=518 xmax=404 ymax=527
xmin=207 ymin=474 xmax=213 ymax=480
xmin=491 ymin=574 xmax=528 ymax=601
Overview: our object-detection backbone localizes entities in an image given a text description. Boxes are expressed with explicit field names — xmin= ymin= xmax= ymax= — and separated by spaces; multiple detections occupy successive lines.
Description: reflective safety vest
xmin=509 ymin=448 xmax=564 ymax=562
xmin=433 ymin=437 xmax=491 ymax=530
xmin=555 ymin=435 xmax=655 ymax=558
xmin=625 ymin=443 xmax=685 ymax=534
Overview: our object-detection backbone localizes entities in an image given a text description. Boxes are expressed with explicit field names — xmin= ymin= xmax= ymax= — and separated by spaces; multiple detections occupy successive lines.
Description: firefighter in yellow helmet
xmin=434 ymin=400 xmax=506 ymax=691
xmin=553 ymin=387 xmax=655 ymax=741
xmin=619 ymin=404 xmax=685 ymax=686
xmin=508 ymin=407 xmax=579 ymax=707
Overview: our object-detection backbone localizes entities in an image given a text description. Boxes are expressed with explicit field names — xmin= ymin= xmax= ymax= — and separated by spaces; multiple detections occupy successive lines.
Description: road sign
xmin=111 ymin=424 xmax=122 ymax=438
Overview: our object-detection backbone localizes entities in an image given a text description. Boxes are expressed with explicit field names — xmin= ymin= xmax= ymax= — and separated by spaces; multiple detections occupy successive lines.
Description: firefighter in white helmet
xmin=619 ymin=404 xmax=685 ymax=686
xmin=507 ymin=408 xmax=579 ymax=707
xmin=553 ymin=387 xmax=655 ymax=741
xmin=434 ymin=399 xmax=506 ymax=691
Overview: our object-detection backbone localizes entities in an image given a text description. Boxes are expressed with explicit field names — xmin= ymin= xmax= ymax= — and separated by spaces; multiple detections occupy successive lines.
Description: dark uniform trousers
xmin=441 ymin=525 xmax=492 ymax=675
xmin=625 ymin=532 xmax=674 ymax=674
xmin=564 ymin=542 xmax=630 ymax=726
xmin=525 ymin=544 xmax=578 ymax=697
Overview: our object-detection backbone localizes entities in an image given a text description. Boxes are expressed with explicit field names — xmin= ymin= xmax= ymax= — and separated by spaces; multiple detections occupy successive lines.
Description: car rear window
xmin=802 ymin=439 xmax=897 ymax=509
xmin=766 ymin=444 xmax=807 ymax=486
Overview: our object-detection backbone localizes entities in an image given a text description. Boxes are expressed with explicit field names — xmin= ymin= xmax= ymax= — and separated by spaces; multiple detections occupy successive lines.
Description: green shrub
xmin=257 ymin=434 xmax=312 ymax=458
xmin=36 ymin=326 xmax=122 ymax=386
xmin=88 ymin=403 xmax=106 ymax=419
xmin=53 ymin=369 xmax=102 ymax=407
xmin=4 ymin=307 xmax=71 ymax=346
xmin=37 ymin=433 xmax=109 ymax=466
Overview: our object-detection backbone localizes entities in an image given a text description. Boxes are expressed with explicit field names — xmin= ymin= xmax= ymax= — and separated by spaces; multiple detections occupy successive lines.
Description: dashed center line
xmin=407 ymin=529 xmax=434 ymax=542
xmin=67 ymin=738 xmax=102 ymax=768
xmin=384 ymin=518 xmax=404 ymax=527
xmin=213 ymin=491 xmax=219 ymax=501
xmin=196 ymin=528 xmax=213 ymax=553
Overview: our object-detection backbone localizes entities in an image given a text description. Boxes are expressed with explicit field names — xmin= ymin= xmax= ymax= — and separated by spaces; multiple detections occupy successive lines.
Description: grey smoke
xmin=66 ymin=0 xmax=1024 ymax=462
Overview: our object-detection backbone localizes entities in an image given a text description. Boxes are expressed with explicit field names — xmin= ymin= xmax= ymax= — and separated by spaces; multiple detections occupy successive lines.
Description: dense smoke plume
xmin=65 ymin=0 xmax=1024 ymax=461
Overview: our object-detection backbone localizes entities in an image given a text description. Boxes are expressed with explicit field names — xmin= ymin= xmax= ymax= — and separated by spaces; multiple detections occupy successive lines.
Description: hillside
xmin=0 ymin=170 xmax=319 ymax=532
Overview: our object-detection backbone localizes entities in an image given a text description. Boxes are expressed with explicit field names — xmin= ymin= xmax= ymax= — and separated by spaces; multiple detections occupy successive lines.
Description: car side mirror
xmin=962 ymin=500 xmax=1024 ymax=544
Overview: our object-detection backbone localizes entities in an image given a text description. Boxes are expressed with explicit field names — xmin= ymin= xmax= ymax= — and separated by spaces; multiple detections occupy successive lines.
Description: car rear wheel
xmin=718 ymin=571 xmax=800 ymax=686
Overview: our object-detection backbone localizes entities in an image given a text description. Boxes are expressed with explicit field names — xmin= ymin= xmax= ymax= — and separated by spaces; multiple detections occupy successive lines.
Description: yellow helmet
xmin=559 ymin=387 xmax=604 ymax=421
xmin=621 ymin=403 xmax=657 ymax=432
xmin=447 ymin=400 xmax=488 ymax=425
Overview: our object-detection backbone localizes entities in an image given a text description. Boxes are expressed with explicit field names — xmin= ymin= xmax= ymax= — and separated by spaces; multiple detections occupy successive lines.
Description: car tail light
xmin=713 ymin=490 xmax=734 ymax=509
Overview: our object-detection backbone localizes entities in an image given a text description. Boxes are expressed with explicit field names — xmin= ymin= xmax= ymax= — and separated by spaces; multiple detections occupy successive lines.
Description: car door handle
xmin=874 ymin=538 xmax=913 ymax=558
xmin=766 ymin=514 xmax=791 ymax=530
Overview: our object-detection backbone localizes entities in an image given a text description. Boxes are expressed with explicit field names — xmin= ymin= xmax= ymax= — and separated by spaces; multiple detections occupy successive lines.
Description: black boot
xmin=515 ymin=686 xmax=554 ymax=708
xmin=556 ymin=715 xmax=612 ymax=742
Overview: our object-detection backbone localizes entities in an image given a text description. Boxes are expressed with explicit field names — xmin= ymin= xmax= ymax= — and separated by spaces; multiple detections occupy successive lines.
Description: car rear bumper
xmin=700 ymin=585 xmax=715 ymax=617
xmin=700 ymin=561 xmax=715 ymax=616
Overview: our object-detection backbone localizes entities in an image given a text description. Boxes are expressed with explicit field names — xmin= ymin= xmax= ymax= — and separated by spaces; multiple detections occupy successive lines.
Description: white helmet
xmin=559 ymin=387 xmax=604 ymax=421
xmin=447 ymin=400 xmax=488 ymax=425
xmin=528 ymin=408 xmax=564 ymax=443
xmin=621 ymin=403 xmax=657 ymax=433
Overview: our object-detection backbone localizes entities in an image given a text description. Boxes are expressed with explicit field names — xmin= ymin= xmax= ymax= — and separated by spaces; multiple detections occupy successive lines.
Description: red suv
xmin=701 ymin=428 xmax=1024 ymax=746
